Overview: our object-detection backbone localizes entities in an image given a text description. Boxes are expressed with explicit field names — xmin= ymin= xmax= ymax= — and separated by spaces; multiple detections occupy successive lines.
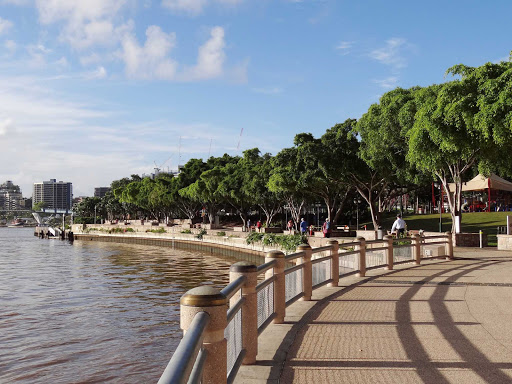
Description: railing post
xmin=412 ymin=234 xmax=421 ymax=265
xmin=180 ymin=286 xmax=228 ymax=384
xmin=356 ymin=237 xmax=366 ymax=277
xmin=327 ymin=240 xmax=339 ymax=287
xmin=384 ymin=235 xmax=394 ymax=270
xmin=265 ymin=250 xmax=285 ymax=324
xmin=229 ymin=262 xmax=258 ymax=365
xmin=297 ymin=244 xmax=312 ymax=301
xmin=445 ymin=231 xmax=454 ymax=260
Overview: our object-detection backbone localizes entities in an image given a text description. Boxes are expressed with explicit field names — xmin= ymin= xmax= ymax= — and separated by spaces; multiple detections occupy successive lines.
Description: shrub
xmin=217 ymin=231 xmax=226 ymax=236
xmin=181 ymin=229 xmax=192 ymax=234
xmin=146 ymin=228 xmax=166 ymax=233
xmin=196 ymin=228 xmax=207 ymax=240
xmin=245 ymin=232 xmax=308 ymax=252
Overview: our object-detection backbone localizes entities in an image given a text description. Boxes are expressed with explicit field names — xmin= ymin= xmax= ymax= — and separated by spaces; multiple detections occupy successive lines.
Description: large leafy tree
xmin=355 ymin=87 xmax=422 ymax=229
xmin=407 ymin=58 xmax=512 ymax=232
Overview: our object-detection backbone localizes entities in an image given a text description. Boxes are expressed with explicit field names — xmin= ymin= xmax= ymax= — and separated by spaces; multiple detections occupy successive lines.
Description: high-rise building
xmin=0 ymin=181 xmax=23 ymax=211
xmin=94 ymin=187 xmax=111 ymax=198
xmin=33 ymin=179 xmax=73 ymax=211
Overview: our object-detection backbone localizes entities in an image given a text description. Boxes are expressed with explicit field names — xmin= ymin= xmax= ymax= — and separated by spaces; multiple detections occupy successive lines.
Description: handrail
xmin=285 ymin=251 xmax=305 ymax=261
xmin=285 ymin=263 xmax=304 ymax=274
xmin=256 ymin=275 xmax=276 ymax=293
xmin=312 ymin=245 xmax=331 ymax=253
xmin=311 ymin=255 xmax=332 ymax=264
xmin=256 ymin=260 xmax=276 ymax=275
xmin=221 ymin=276 xmax=246 ymax=300
xmin=165 ymin=232 xmax=452 ymax=384
xmin=227 ymin=297 xmax=245 ymax=323
xmin=157 ymin=312 xmax=210 ymax=384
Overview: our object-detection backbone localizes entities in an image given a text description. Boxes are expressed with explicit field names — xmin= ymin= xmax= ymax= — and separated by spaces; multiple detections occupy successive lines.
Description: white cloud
xmin=252 ymin=86 xmax=283 ymax=94
xmin=162 ymin=0 xmax=207 ymax=15
xmin=35 ymin=0 xmax=127 ymax=50
xmin=162 ymin=0 xmax=243 ymax=15
xmin=120 ymin=25 xmax=178 ymax=80
xmin=55 ymin=56 xmax=69 ymax=68
xmin=373 ymin=76 xmax=398 ymax=89
xmin=0 ymin=0 xmax=31 ymax=5
xmin=0 ymin=118 xmax=14 ymax=135
xmin=87 ymin=66 xmax=107 ymax=79
xmin=4 ymin=39 xmax=17 ymax=53
xmin=335 ymin=41 xmax=353 ymax=55
xmin=0 ymin=17 xmax=13 ymax=34
xmin=369 ymin=38 xmax=409 ymax=69
xmin=180 ymin=26 xmax=225 ymax=81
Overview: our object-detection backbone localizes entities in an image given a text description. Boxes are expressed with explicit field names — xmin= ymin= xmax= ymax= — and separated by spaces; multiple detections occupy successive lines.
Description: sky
xmin=0 ymin=0 xmax=511 ymax=197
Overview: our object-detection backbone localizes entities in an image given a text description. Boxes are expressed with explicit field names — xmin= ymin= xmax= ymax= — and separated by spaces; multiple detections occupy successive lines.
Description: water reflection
xmin=0 ymin=228 xmax=246 ymax=383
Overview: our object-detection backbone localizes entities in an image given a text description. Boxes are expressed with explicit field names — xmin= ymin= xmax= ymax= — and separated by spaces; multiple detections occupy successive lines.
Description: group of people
xmin=245 ymin=214 xmax=407 ymax=238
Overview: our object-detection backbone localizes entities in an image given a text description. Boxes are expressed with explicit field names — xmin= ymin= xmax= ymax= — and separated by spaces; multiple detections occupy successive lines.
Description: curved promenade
xmin=237 ymin=248 xmax=512 ymax=383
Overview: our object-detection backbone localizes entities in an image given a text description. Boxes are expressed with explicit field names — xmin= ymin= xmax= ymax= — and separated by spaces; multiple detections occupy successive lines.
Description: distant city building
xmin=0 ymin=180 xmax=23 ymax=211
xmin=94 ymin=187 xmax=111 ymax=198
xmin=141 ymin=166 xmax=183 ymax=180
xmin=33 ymin=179 xmax=73 ymax=211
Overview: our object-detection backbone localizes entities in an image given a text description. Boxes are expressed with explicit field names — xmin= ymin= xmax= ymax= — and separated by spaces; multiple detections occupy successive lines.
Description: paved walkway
xmin=236 ymin=249 xmax=512 ymax=384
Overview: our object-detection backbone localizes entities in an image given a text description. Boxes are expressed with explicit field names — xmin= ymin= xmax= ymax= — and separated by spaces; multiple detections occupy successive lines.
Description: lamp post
xmin=94 ymin=204 xmax=98 ymax=225
xmin=434 ymin=183 xmax=442 ymax=232
xmin=354 ymin=198 xmax=361 ymax=229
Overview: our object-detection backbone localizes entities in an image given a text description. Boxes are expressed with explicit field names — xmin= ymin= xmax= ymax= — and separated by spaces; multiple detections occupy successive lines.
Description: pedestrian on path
xmin=300 ymin=218 xmax=308 ymax=235
xmin=391 ymin=214 xmax=407 ymax=237
xmin=322 ymin=218 xmax=331 ymax=238
xmin=256 ymin=220 xmax=262 ymax=232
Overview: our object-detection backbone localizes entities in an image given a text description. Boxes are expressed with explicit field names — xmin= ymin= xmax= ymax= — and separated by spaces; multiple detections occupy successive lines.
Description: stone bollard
xmin=297 ymin=244 xmax=312 ymax=301
xmin=384 ymin=235 xmax=394 ymax=270
xmin=412 ymin=234 xmax=421 ymax=265
xmin=327 ymin=240 xmax=339 ymax=287
xmin=180 ymin=286 xmax=228 ymax=384
xmin=265 ymin=250 xmax=286 ymax=324
xmin=356 ymin=237 xmax=366 ymax=277
xmin=229 ymin=262 xmax=258 ymax=365
xmin=445 ymin=231 xmax=454 ymax=260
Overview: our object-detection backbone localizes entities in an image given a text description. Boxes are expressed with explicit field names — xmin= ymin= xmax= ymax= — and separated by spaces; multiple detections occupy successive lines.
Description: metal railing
xmin=158 ymin=232 xmax=453 ymax=383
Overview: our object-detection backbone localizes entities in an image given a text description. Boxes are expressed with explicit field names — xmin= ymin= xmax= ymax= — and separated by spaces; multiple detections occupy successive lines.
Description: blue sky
xmin=0 ymin=0 xmax=511 ymax=197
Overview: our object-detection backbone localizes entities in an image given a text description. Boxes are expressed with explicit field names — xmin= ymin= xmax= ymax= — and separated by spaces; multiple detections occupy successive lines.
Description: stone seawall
xmin=74 ymin=233 xmax=265 ymax=264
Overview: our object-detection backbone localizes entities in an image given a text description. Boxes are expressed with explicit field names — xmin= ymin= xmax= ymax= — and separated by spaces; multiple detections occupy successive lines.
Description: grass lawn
xmin=368 ymin=211 xmax=512 ymax=246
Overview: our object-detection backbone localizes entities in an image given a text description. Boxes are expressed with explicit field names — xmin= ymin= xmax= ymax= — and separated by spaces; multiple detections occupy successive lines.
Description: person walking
xmin=391 ymin=214 xmax=407 ymax=237
xmin=287 ymin=219 xmax=294 ymax=234
xmin=256 ymin=220 xmax=262 ymax=232
xmin=247 ymin=218 xmax=251 ymax=232
xmin=300 ymin=218 xmax=308 ymax=236
xmin=322 ymin=218 xmax=331 ymax=238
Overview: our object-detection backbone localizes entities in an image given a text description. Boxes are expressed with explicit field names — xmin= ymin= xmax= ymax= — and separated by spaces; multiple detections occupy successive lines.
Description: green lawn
xmin=369 ymin=211 xmax=512 ymax=246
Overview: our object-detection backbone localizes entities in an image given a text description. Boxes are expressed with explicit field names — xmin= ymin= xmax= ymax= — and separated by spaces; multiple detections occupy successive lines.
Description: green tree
xmin=407 ymin=58 xmax=512 ymax=231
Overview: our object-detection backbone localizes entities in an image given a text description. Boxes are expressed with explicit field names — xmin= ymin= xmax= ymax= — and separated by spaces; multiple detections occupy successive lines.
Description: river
xmin=0 ymin=227 xmax=237 ymax=383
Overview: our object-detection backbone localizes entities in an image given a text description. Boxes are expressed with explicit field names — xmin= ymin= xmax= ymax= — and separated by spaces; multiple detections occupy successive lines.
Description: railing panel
xmin=257 ymin=281 xmax=274 ymax=329
xmin=225 ymin=305 xmax=243 ymax=379
xmin=393 ymin=244 xmax=413 ymax=263
xmin=312 ymin=259 xmax=331 ymax=286
xmin=285 ymin=267 xmax=304 ymax=303
xmin=339 ymin=251 xmax=359 ymax=275
xmin=365 ymin=248 xmax=386 ymax=268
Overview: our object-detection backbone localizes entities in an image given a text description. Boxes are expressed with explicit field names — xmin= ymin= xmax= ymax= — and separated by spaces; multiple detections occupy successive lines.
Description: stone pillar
xmin=180 ymin=286 xmax=228 ymax=384
xmin=384 ymin=235 xmax=394 ymax=270
xmin=297 ymin=244 xmax=312 ymax=301
xmin=229 ymin=262 xmax=258 ymax=365
xmin=412 ymin=234 xmax=421 ymax=265
xmin=356 ymin=237 xmax=366 ymax=277
xmin=327 ymin=240 xmax=339 ymax=287
xmin=265 ymin=250 xmax=285 ymax=324
xmin=445 ymin=231 xmax=454 ymax=260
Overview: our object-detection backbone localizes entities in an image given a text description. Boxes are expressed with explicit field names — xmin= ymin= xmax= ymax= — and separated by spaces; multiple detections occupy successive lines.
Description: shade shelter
xmin=449 ymin=174 xmax=512 ymax=212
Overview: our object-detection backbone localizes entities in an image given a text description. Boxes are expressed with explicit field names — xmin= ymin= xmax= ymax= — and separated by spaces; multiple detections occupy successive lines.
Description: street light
xmin=94 ymin=204 xmax=98 ymax=225
xmin=354 ymin=198 xmax=361 ymax=229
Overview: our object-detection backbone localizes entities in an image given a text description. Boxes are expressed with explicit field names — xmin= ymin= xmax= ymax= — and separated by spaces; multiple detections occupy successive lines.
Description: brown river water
xmin=0 ymin=227 xmax=243 ymax=383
